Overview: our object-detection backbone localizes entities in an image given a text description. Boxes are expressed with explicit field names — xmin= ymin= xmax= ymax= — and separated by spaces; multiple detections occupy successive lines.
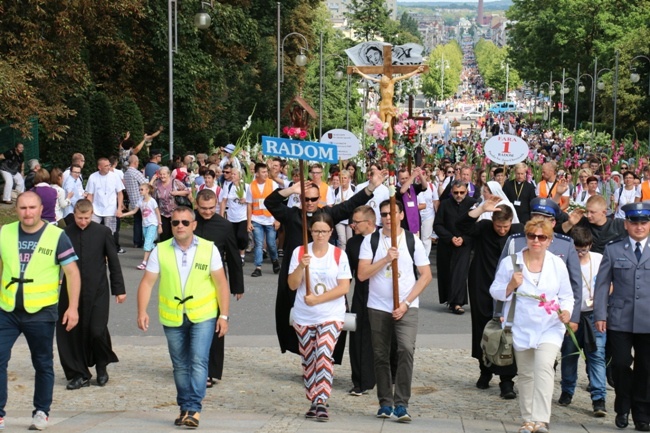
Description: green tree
xmin=112 ymin=97 xmax=144 ymax=159
xmin=421 ymin=42 xmax=463 ymax=101
xmin=89 ymin=92 xmax=116 ymax=164
xmin=345 ymin=0 xmax=391 ymax=41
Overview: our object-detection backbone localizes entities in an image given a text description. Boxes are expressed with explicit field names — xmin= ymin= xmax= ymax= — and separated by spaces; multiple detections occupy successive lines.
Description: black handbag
xmin=481 ymin=255 xmax=519 ymax=368
xmin=173 ymin=181 xmax=193 ymax=209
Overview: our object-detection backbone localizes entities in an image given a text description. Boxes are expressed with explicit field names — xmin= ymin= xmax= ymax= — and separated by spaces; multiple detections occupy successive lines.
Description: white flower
xmin=388 ymin=185 xmax=396 ymax=197
xmin=396 ymin=148 xmax=406 ymax=158
xmin=383 ymin=122 xmax=390 ymax=130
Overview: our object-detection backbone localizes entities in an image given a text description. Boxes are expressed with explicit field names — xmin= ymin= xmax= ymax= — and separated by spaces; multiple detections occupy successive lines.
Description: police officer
xmin=500 ymin=198 xmax=582 ymax=330
xmin=595 ymin=202 xmax=650 ymax=431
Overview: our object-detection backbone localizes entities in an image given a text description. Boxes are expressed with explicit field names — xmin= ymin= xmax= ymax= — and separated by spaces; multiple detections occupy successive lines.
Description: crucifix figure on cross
xmin=348 ymin=44 xmax=429 ymax=149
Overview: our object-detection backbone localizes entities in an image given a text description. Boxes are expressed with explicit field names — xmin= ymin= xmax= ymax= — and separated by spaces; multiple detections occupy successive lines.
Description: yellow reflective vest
xmin=157 ymin=237 xmax=218 ymax=327
xmin=0 ymin=222 xmax=63 ymax=313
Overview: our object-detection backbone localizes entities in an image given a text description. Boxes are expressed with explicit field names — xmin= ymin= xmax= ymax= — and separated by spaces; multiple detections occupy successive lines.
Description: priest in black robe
xmin=265 ymin=168 xmax=385 ymax=362
xmin=456 ymin=197 xmax=524 ymax=396
xmin=194 ymin=189 xmax=244 ymax=385
xmin=57 ymin=199 xmax=125 ymax=389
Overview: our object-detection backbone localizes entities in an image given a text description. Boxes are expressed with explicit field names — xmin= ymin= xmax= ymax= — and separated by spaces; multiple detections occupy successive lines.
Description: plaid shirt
xmin=124 ymin=167 xmax=147 ymax=210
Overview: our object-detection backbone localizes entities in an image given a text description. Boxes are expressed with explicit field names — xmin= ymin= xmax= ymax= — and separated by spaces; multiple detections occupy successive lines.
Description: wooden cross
xmin=347 ymin=44 xmax=429 ymax=310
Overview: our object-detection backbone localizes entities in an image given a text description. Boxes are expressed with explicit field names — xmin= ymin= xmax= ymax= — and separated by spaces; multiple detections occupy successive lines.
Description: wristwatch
xmin=219 ymin=315 xmax=229 ymax=322
xmin=404 ymin=300 xmax=411 ymax=308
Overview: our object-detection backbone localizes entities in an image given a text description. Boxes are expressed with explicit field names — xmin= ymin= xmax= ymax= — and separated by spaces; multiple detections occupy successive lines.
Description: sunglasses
xmin=171 ymin=220 xmax=191 ymax=227
xmin=453 ymin=191 xmax=467 ymax=195
xmin=526 ymin=233 xmax=549 ymax=242
xmin=304 ymin=197 xmax=319 ymax=203
xmin=223 ymin=171 xmax=231 ymax=174
xmin=380 ymin=212 xmax=391 ymax=218
xmin=446 ymin=171 xmax=454 ymax=174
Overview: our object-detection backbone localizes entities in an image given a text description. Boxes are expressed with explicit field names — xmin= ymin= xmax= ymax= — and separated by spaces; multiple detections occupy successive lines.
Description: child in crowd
xmin=122 ymin=183 xmax=162 ymax=270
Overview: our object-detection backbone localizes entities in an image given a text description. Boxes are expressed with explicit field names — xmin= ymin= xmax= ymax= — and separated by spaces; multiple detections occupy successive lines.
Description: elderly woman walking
xmin=490 ymin=218 xmax=574 ymax=433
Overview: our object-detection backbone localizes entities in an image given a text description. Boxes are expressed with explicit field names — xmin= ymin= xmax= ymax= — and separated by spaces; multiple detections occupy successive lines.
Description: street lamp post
xmin=168 ymin=0 xmax=177 ymax=162
xmin=526 ymin=80 xmax=537 ymax=115
xmin=276 ymin=2 xmax=309 ymax=137
xmin=630 ymin=55 xmax=650 ymax=149
xmin=435 ymin=54 xmax=450 ymax=103
xmin=502 ymin=62 xmax=510 ymax=101
xmin=578 ymin=57 xmax=613 ymax=145
xmin=612 ymin=50 xmax=620 ymax=140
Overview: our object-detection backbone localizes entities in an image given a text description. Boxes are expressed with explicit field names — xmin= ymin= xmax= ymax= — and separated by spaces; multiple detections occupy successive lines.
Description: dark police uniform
xmin=594 ymin=202 xmax=650 ymax=431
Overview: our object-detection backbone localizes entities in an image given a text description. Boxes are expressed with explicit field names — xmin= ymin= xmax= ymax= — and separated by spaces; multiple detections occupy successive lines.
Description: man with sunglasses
xmin=194 ymin=189 xmax=243 ymax=388
xmin=595 ymin=202 xmax=650 ymax=431
xmin=265 ymin=168 xmax=386 ymax=360
xmin=434 ymin=180 xmax=477 ymax=315
xmin=136 ymin=206 xmax=230 ymax=428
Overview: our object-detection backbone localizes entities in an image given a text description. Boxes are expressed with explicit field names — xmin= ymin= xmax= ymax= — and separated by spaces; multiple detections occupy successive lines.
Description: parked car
xmin=463 ymin=110 xmax=484 ymax=120
xmin=488 ymin=101 xmax=517 ymax=114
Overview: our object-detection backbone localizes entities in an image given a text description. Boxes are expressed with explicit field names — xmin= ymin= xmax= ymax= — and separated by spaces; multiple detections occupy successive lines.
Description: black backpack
xmin=369 ymin=230 xmax=419 ymax=279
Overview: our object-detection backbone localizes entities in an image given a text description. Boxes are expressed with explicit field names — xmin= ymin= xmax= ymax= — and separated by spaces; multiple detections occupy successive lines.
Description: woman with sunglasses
xmin=490 ymin=219 xmax=574 ymax=433
xmin=287 ymin=213 xmax=351 ymax=422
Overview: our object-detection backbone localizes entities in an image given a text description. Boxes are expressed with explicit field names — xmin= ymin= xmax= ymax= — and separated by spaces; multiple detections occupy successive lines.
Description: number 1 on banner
xmin=503 ymin=142 xmax=510 ymax=153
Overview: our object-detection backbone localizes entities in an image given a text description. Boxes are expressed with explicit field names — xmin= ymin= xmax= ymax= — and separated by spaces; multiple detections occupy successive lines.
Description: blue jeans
xmin=0 ymin=310 xmax=55 ymax=417
xmin=163 ymin=315 xmax=216 ymax=412
xmin=252 ymin=221 xmax=278 ymax=267
xmin=560 ymin=311 xmax=607 ymax=401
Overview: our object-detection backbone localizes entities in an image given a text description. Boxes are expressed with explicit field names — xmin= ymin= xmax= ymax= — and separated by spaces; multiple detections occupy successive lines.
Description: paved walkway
xmin=5 ymin=335 xmax=616 ymax=432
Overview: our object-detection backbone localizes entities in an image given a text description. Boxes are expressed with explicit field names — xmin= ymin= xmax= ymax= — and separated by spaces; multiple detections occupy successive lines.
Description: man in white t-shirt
xmin=85 ymin=157 xmax=124 ymax=238
xmin=357 ymin=200 xmax=432 ymax=422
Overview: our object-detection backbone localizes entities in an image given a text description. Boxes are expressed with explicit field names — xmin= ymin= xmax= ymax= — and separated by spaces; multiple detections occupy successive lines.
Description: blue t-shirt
xmin=11 ymin=224 xmax=78 ymax=321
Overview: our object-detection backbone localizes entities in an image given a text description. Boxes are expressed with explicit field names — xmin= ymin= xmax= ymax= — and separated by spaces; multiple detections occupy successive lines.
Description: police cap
xmin=530 ymin=198 xmax=561 ymax=219
xmin=622 ymin=202 xmax=650 ymax=222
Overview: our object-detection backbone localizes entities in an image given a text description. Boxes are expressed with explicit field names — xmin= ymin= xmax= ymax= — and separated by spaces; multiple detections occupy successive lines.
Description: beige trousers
xmin=514 ymin=343 xmax=560 ymax=423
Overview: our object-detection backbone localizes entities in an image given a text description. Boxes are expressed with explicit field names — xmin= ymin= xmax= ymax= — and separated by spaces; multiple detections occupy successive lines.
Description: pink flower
xmin=538 ymin=294 xmax=560 ymax=315
xmin=299 ymin=129 xmax=307 ymax=139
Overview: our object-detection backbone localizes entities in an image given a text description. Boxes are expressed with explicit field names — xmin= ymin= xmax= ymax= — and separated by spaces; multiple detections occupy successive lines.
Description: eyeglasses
xmin=223 ymin=171 xmax=231 ymax=174
xmin=526 ymin=233 xmax=549 ymax=242
xmin=171 ymin=220 xmax=191 ymax=227
xmin=575 ymin=248 xmax=590 ymax=255
xmin=350 ymin=219 xmax=369 ymax=225
xmin=621 ymin=166 xmax=628 ymax=169
xmin=453 ymin=191 xmax=467 ymax=195
xmin=304 ymin=197 xmax=319 ymax=203
xmin=380 ymin=212 xmax=391 ymax=218
xmin=310 ymin=229 xmax=331 ymax=236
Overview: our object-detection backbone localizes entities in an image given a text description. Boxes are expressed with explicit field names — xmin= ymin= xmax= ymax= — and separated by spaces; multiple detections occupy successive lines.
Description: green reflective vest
xmin=0 ymin=222 xmax=63 ymax=313
xmin=158 ymin=237 xmax=218 ymax=327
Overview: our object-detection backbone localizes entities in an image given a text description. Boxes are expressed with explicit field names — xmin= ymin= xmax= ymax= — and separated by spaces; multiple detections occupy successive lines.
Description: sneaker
xmin=376 ymin=406 xmax=393 ymax=418
xmin=136 ymin=262 xmax=147 ymax=270
xmin=558 ymin=391 xmax=573 ymax=406
xmin=476 ymin=372 xmax=492 ymax=389
xmin=0 ymin=416 xmax=5 ymax=430
xmin=117 ymin=248 xmax=126 ymax=254
xmin=29 ymin=411 xmax=48 ymax=431
xmin=251 ymin=268 xmax=262 ymax=277
xmin=393 ymin=405 xmax=411 ymax=423
xmin=593 ymin=399 xmax=607 ymax=417
xmin=278 ymin=249 xmax=284 ymax=258
xmin=305 ymin=404 xmax=317 ymax=419
xmin=272 ymin=260 xmax=281 ymax=274
xmin=348 ymin=387 xmax=363 ymax=396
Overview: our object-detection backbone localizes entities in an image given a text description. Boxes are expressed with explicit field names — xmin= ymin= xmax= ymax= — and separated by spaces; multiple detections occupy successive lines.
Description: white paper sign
xmin=484 ymin=134 xmax=529 ymax=165
xmin=319 ymin=129 xmax=360 ymax=160
xmin=345 ymin=42 xmax=424 ymax=67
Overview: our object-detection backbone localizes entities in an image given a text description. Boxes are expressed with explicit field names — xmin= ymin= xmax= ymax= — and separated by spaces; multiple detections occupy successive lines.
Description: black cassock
xmin=57 ymin=221 xmax=125 ymax=381
xmin=456 ymin=214 xmax=523 ymax=362
xmin=265 ymin=188 xmax=372 ymax=363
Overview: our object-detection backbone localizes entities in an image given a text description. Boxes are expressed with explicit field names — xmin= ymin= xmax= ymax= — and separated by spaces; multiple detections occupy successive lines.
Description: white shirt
xmin=62 ymin=175 xmax=85 ymax=217
xmin=629 ymin=236 xmax=648 ymax=253
xmin=85 ymin=171 xmax=124 ymax=217
xmin=334 ymin=185 xmax=356 ymax=225
xmin=614 ymin=187 xmax=641 ymax=218
xmin=418 ymin=183 xmax=439 ymax=221
xmin=137 ymin=196 xmax=160 ymax=227
xmin=245 ymin=180 xmax=278 ymax=225
xmin=490 ymin=250 xmax=575 ymax=351
xmin=146 ymin=237 xmax=223 ymax=299
xmin=580 ymin=252 xmax=602 ymax=312
xmin=360 ymin=230 xmax=430 ymax=313
xmin=288 ymin=243 xmax=351 ymax=326
xmin=219 ymin=182 xmax=249 ymax=223
xmin=356 ymin=181 xmax=389 ymax=226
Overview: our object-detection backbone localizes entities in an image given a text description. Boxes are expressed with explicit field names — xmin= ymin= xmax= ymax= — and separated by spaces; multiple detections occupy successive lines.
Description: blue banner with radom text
xmin=262 ymin=136 xmax=338 ymax=164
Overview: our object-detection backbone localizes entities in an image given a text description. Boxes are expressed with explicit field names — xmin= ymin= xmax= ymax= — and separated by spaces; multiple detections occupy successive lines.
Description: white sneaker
xmin=0 ymin=416 xmax=5 ymax=430
xmin=29 ymin=411 xmax=48 ymax=430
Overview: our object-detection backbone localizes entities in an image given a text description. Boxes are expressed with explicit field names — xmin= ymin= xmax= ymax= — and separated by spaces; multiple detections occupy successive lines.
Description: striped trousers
xmin=293 ymin=321 xmax=343 ymax=404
